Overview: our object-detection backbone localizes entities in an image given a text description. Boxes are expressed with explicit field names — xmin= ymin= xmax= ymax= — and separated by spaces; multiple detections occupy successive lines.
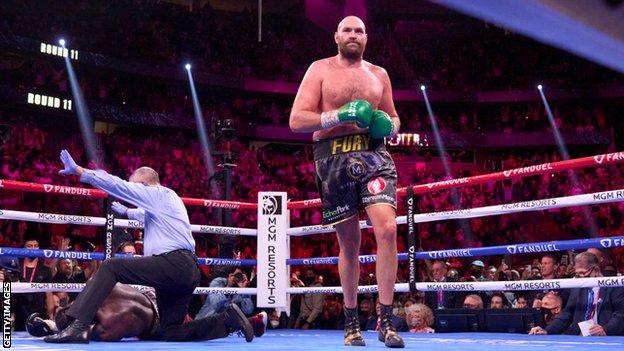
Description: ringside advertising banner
xmin=257 ymin=192 xmax=288 ymax=307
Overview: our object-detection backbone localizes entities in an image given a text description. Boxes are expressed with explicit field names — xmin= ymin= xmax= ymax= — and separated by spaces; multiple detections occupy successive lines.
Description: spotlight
xmin=185 ymin=63 xmax=191 ymax=71
xmin=59 ymin=39 xmax=66 ymax=47
xmin=420 ymin=85 xmax=426 ymax=91
xmin=537 ymin=84 xmax=543 ymax=90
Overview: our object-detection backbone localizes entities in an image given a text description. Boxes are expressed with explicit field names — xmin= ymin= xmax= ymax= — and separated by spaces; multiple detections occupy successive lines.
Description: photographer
xmin=196 ymin=267 xmax=254 ymax=319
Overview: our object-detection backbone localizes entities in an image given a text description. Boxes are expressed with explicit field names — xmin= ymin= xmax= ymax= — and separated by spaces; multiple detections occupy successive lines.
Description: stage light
xmin=537 ymin=84 xmax=543 ymax=90
xmin=420 ymin=85 xmax=426 ymax=91
xmin=185 ymin=63 xmax=191 ymax=70
xmin=59 ymin=39 xmax=65 ymax=47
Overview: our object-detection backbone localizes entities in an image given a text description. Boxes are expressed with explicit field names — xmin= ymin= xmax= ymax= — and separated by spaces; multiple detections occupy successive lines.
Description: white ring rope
xmin=5 ymin=276 xmax=623 ymax=295
xmin=288 ymin=188 xmax=624 ymax=236
xmin=0 ymin=209 xmax=257 ymax=236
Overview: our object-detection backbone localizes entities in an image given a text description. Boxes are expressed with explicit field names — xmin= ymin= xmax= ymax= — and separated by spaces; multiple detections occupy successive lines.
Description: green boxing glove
xmin=369 ymin=110 xmax=396 ymax=139
xmin=320 ymin=99 xmax=373 ymax=129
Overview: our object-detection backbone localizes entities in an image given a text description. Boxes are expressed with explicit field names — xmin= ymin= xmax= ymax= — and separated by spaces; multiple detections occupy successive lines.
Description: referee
xmin=45 ymin=150 xmax=253 ymax=343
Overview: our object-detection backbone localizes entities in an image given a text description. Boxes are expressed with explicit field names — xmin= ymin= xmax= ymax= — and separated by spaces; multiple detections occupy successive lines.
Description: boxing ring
xmin=4 ymin=151 xmax=624 ymax=350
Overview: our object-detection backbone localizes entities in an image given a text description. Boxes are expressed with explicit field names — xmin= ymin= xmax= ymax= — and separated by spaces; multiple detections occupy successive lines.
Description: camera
xmin=233 ymin=272 xmax=245 ymax=283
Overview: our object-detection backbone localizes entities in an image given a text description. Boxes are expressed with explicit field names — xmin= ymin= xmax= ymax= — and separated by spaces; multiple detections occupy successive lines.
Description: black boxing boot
xmin=344 ymin=307 xmax=366 ymax=346
xmin=224 ymin=304 xmax=253 ymax=342
xmin=26 ymin=313 xmax=57 ymax=337
xmin=377 ymin=304 xmax=404 ymax=348
xmin=43 ymin=319 xmax=90 ymax=344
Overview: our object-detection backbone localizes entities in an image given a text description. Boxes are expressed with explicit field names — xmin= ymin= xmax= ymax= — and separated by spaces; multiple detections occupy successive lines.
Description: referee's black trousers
xmin=66 ymin=249 xmax=230 ymax=341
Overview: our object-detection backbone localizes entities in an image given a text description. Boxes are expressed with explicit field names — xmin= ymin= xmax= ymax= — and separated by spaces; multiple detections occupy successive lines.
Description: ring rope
xmin=0 ymin=208 xmax=256 ymax=236
xmin=2 ymin=234 xmax=622 ymax=267
xmin=3 ymin=151 xmax=623 ymax=211
xmin=6 ymin=276 xmax=624 ymax=295
xmin=288 ymin=188 xmax=624 ymax=236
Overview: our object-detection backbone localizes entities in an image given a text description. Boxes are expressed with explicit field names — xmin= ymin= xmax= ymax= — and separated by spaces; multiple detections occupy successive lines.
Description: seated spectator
xmin=541 ymin=292 xmax=563 ymax=326
xmin=529 ymin=252 xmax=624 ymax=336
xmin=405 ymin=303 xmax=435 ymax=333
xmin=513 ymin=294 xmax=529 ymax=309
xmin=118 ymin=241 xmax=137 ymax=255
xmin=316 ymin=297 xmax=345 ymax=330
xmin=358 ymin=299 xmax=374 ymax=330
xmin=195 ymin=267 xmax=254 ymax=319
xmin=463 ymin=294 xmax=484 ymax=309
xmin=425 ymin=260 xmax=463 ymax=310
xmin=365 ymin=300 xmax=409 ymax=332
xmin=16 ymin=238 xmax=54 ymax=330
xmin=489 ymin=292 xmax=509 ymax=309
xmin=293 ymin=269 xmax=324 ymax=329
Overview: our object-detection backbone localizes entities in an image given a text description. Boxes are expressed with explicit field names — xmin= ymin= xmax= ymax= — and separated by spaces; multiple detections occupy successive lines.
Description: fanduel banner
xmin=257 ymin=192 xmax=288 ymax=307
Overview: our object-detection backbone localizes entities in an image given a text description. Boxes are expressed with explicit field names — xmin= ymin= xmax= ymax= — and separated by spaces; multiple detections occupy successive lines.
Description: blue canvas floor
xmin=9 ymin=330 xmax=624 ymax=350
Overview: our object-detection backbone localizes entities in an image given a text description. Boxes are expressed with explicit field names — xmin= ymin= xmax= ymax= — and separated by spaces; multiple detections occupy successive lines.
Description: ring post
xmin=257 ymin=192 xmax=288 ymax=307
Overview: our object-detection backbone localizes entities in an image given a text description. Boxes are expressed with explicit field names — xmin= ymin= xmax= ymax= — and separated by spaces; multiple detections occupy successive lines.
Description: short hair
xmin=130 ymin=167 xmax=160 ymax=185
xmin=464 ymin=294 xmax=483 ymax=308
xmin=405 ymin=303 xmax=434 ymax=327
xmin=575 ymin=252 xmax=599 ymax=268
xmin=541 ymin=253 xmax=559 ymax=264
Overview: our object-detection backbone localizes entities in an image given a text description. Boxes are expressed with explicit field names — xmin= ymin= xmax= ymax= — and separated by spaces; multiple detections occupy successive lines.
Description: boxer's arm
xmin=376 ymin=67 xmax=400 ymax=135
xmin=290 ymin=61 xmax=323 ymax=133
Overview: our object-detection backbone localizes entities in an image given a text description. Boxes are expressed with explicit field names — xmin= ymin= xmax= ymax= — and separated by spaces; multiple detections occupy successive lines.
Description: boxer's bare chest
xmin=321 ymin=65 xmax=383 ymax=110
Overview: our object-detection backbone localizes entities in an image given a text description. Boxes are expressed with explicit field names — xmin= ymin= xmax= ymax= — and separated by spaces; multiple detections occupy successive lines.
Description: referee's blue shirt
xmin=80 ymin=169 xmax=195 ymax=256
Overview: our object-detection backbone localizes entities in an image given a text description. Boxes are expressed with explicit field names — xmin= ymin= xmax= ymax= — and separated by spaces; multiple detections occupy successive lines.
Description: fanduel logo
xmin=593 ymin=152 xmax=624 ymax=165
xmin=44 ymin=184 xmax=53 ymax=192
xmin=503 ymin=163 xmax=553 ymax=177
xmin=506 ymin=246 xmax=517 ymax=254
xmin=323 ymin=205 xmax=350 ymax=219
xmin=600 ymin=238 xmax=624 ymax=248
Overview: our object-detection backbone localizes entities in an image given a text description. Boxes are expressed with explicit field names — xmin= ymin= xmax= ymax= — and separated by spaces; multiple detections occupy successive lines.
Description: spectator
xmin=293 ymin=269 xmax=324 ymax=329
xmin=195 ymin=267 xmax=254 ymax=319
xmin=405 ymin=303 xmax=435 ymax=333
xmin=467 ymin=260 xmax=486 ymax=281
xmin=365 ymin=300 xmax=409 ymax=332
xmin=489 ymin=292 xmax=509 ymax=309
xmin=541 ymin=292 xmax=563 ymax=326
xmin=529 ymin=252 xmax=624 ymax=336
xmin=424 ymin=260 xmax=462 ymax=310
xmin=463 ymin=295 xmax=484 ymax=309
xmin=15 ymin=238 xmax=54 ymax=330
xmin=358 ymin=299 xmax=374 ymax=330
xmin=513 ymin=294 xmax=529 ymax=309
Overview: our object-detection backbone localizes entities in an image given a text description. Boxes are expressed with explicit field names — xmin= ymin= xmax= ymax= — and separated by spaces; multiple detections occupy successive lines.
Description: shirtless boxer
xmin=289 ymin=15 xmax=403 ymax=348
xmin=27 ymin=283 xmax=267 ymax=341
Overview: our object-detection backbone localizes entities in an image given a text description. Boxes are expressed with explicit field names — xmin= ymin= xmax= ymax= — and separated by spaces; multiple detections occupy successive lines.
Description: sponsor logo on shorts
xmin=262 ymin=195 xmax=283 ymax=215
xmin=362 ymin=194 xmax=395 ymax=205
xmin=323 ymin=205 xmax=350 ymax=220
xmin=347 ymin=158 xmax=366 ymax=180
xmin=367 ymin=177 xmax=386 ymax=195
